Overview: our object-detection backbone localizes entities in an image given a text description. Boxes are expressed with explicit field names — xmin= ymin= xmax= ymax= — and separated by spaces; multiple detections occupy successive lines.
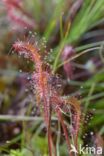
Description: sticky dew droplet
xmin=19 ymin=69 xmax=22 ymax=73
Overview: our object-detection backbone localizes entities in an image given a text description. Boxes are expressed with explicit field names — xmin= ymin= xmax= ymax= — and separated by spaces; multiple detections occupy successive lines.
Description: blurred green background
xmin=0 ymin=0 xmax=104 ymax=155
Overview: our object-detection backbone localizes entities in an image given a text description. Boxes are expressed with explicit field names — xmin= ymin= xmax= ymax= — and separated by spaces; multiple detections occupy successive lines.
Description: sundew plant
xmin=0 ymin=0 xmax=104 ymax=156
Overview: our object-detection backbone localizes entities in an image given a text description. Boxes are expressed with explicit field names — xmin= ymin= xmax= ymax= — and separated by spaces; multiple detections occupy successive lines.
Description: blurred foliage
xmin=0 ymin=0 xmax=104 ymax=155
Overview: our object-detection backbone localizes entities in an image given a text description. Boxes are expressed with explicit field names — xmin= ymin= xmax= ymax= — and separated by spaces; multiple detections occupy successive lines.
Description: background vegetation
xmin=0 ymin=0 xmax=104 ymax=155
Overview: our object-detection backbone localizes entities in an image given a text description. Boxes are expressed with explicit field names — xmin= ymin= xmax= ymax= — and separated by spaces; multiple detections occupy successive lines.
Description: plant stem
xmin=57 ymin=107 xmax=72 ymax=156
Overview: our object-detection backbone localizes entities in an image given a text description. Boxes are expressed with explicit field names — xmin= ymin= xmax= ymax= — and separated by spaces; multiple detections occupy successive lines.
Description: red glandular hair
xmin=13 ymin=40 xmax=81 ymax=156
